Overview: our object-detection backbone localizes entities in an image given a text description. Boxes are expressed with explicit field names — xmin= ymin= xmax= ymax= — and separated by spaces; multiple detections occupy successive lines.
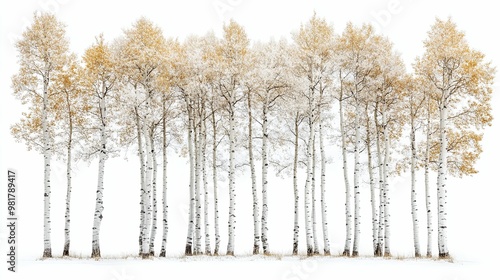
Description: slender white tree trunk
xmin=340 ymin=97 xmax=352 ymax=257
xmin=319 ymin=103 xmax=330 ymax=255
xmin=261 ymin=94 xmax=270 ymax=255
xmin=375 ymin=106 xmax=385 ymax=257
xmin=382 ymin=109 xmax=391 ymax=257
xmin=159 ymin=104 xmax=169 ymax=257
xmin=135 ymin=107 xmax=146 ymax=256
xmin=437 ymin=101 xmax=449 ymax=258
xmin=141 ymin=123 xmax=153 ymax=258
xmin=42 ymin=76 xmax=52 ymax=258
xmin=366 ymin=107 xmax=378 ymax=255
xmin=292 ymin=113 xmax=300 ymax=255
xmin=149 ymin=134 xmax=158 ymax=256
xmin=247 ymin=92 xmax=260 ymax=255
xmin=424 ymin=105 xmax=433 ymax=258
xmin=352 ymin=100 xmax=361 ymax=257
xmin=410 ymin=120 xmax=421 ymax=257
xmin=211 ymin=108 xmax=221 ymax=256
xmin=304 ymin=110 xmax=315 ymax=256
xmin=194 ymin=119 xmax=202 ymax=255
xmin=63 ymin=105 xmax=73 ymax=257
xmin=202 ymin=115 xmax=211 ymax=255
xmin=185 ymin=107 xmax=195 ymax=255
xmin=91 ymin=96 xmax=107 ymax=258
xmin=227 ymin=101 xmax=236 ymax=256
xmin=312 ymin=136 xmax=319 ymax=255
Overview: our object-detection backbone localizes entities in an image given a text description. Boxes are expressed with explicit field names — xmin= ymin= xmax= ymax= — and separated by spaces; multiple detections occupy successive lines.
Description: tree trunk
xmin=159 ymin=102 xmax=169 ymax=257
xmin=248 ymin=92 xmax=260 ymax=255
xmin=437 ymin=101 xmax=449 ymax=258
xmin=91 ymin=96 xmax=107 ymax=258
xmin=382 ymin=109 xmax=391 ymax=257
xmin=185 ymin=107 xmax=195 ymax=256
xmin=42 ymin=76 xmax=52 ymax=258
xmin=375 ymin=104 xmax=385 ymax=257
xmin=226 ymin=101 xmax=236 ymax=256
xmin=410 ymin=119 xmax=421 ymax=257
xmin=202 ymin=114 xmax=211 ymax=255
xmin=261 ymin=93 xmax=270 ymax=255
xmin=211 ymin=106 xmax=221 ymax=256
xmin=63 ymin=95 xmax=73 ymax=257
xmin=292 ymin=113 xmax=300 ymax=255
xmin=194 ymin=117 xmax=202 ymax=255
xmin=366 ymin=106 xmax=378 ymax=256
xmin=312 ymin=136 xmax=319 ymax=255
xmin=424 ymin=103 xmax=433 ymax=258
xmin=135 ymin=106 xmax=146 ymax=256
xmin=340 ymin=96 xmax=352 ymax=257
xmin=352 ymin=100 xmax=361 ymax=257
xmin=304 ymin=107 xmax=315 ymax=256
xmin=149 ymin=134 xmax=158 ymax=256
xmin=141 ymin=122 xmax=153 ymax=258
xmin=319 ymin=102 xmax=330 ymax=256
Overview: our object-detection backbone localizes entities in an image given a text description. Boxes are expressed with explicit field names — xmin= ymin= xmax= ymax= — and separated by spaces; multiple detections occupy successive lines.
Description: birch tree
xmin=292 ymin=13 xmax=334 ymax=256
xmin=11 ymin=12 xmax=69 ymax=258
xmin=415 ymin=18 xmax=494 ymax=258
xmin=81 ymin=35 xmax=117 ymax=258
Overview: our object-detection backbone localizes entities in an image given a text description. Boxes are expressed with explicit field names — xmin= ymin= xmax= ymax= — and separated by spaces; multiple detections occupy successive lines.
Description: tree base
xmin=342 ymin=249 xmax=350 ymax=257
xmin=324 ymin=250 xmax=331 ymax=256
xmin=226 ymin=251 xmax=235 ymax=256
xmin=185 ymin=244 xmax=192 ymax=256
xmin=384 ymin=252 xmax=391 ymax=258
xmin=352 ymin=251 xmax=359 ymax=257
xmin=415 ymin=252 xmax=421 ymax=258
xmin=62 ymin=243 xmax=70 ymax=257
xmin=91 ymin=248 xmax=100 ymax=258
xmin=159 ymin=250 xmax=166 ymax=257
xmin=292 ymin=243 xmax=298 ymax=255
xmin=42 ymin=248 xmax=52 ymax=258
xmin=307 ymin=246 xmax=314 ymax=256
xmin=438 ymin=252 xmax=450 ymax=259
xmin=253 ymin=244 xmax=260 ymax=255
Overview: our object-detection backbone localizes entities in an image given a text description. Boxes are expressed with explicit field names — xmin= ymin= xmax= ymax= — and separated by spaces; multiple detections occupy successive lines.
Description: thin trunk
xmin=375 ymin=104 xmax=385 ymax=257
xmin=227 ymin=101 xmax=236 ymax=256
xmin=340 ymin=96 xmax=352 ymax=257
xmin=248 ymin=91 xmax=260 ymax=255
xmin=319 ymin=100 xmax=330 ymax=256
xmin=185 ymin=107 xmax=195 ymax=256
xmin=304 ymin=96 xmax=315 ymax=256
xmin=211 ymin=105 xmax=221 ymax=256
xmin=91 ymin=95 xmax=107 ymax=258
xmin=63 ymin=92 xmax=73 ymax=257
xmin=382 ymin=109 xmax=391 ymax=257
xmin=292 ymin=113 xmax=300 ymax=255
xmin=261 ymin=94 xmax=270 ymax=255
xmin=194 ymin=117 xmax=202 ymax=255
xmin=410 ymin=118 xmax=421 ymax=257
xmin=42 ymin=75 xmax=52 ymax=258
xmin=312 ymin=136 xmax=319 ymax=255
xmin=136 ymin=107 xmax=146 ymax=256
xmin=141 ymin=122 xmax=153 ymax=258
xmin=159 ymin=101 xmax=168 ymax=257
xmin=424 ymin=101 xmax=433 ymax=258
xmin=149 ymin=134 xmax=158 ymax=256
xmin=202 ymin=114 xmax=211 ymax=255
xmin=437 ymin=101 xmax=449 ymax=258
xmin=366 ymin=106 xmax=377 ymax=256
xmin=352 ymin=100 xmax=361 ymax=257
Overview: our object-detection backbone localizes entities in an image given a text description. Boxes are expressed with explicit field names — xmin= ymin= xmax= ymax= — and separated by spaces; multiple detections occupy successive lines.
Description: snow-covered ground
xmin=2 ymin=1 xmax=500 ymax=280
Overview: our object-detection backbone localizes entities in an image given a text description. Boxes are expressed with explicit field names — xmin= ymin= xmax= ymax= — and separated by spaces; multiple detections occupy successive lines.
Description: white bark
xmin=63 ymin=100 xmax=73 ymax=257
xmin=366 ymin=107 xmax=378 ymax=255
xmin=292 ymin=113 xmax=300 ymax=255
xmin=202 ymin=115 xmax=211 ymax=255
xmin=304 ymin=107 xmax=315 ymax=256
xmin=410 ymin=120 xmax=421 ymax=257
xmin=42 ymin=75 xmax=52 ymax=258
xmin=352 ymin=100 xmax=361 ymax=257
xmin=261 ymin=94 xmax=270 ymax=255
xmin=211 ymin=107 xmax=221 ymax=255
xmin=159 ymin=104 xmax=168 ymax=257
xmin=312 ymin=136 xmax=319 ymax=255
xmin=382 ymin=109 xmax=391 ymax=257
xmin=135 ymin=107 xmax=147 ymax=256
xmin=375 ymin=106 xmax=385 ymax=257
xmin=141 ymin=122 xmax=153 ymax=257
xmin=437 ymin=101 xmax=449 ymax=258
xmin=319 ymin=103 xmax=330 ymax=255
xmin=91 ymin=96 xmax=107 ymax=258
xmin=340 ymin=96 xmax=352 ymax=256
xmin=424 ymin=104 xmax=433 ymax=258
xmin=248 ymin=92 xmax=261 ymax=255
xmin=149 ymin=134 xmax=158 ymax=256
xmin=185 ymin=107 xmax=195 ymax=255
xmin=194 ymin=119 xmax=202 ymax=254
xmin=226 ymin=101 xmax=236 ymax=255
